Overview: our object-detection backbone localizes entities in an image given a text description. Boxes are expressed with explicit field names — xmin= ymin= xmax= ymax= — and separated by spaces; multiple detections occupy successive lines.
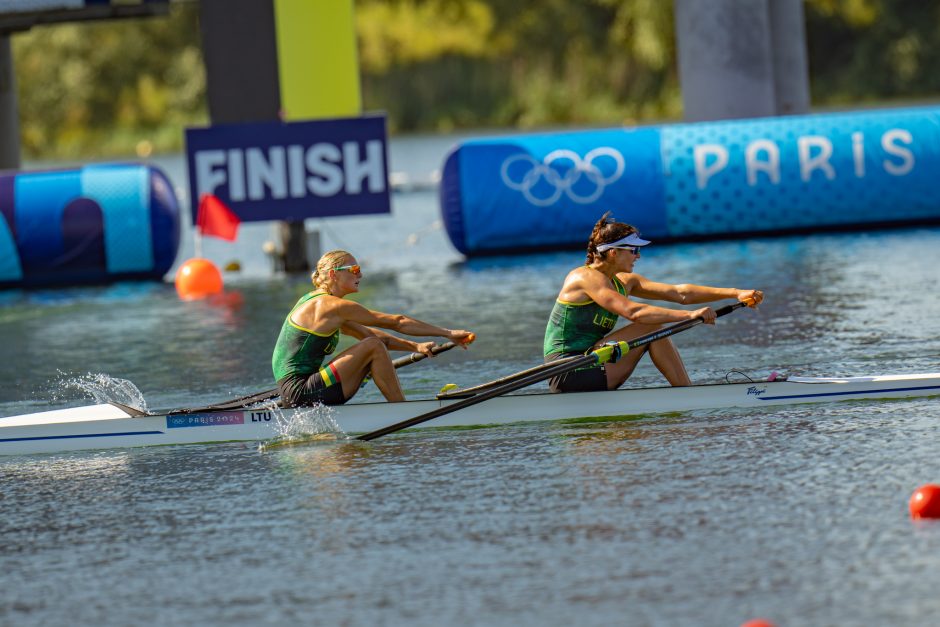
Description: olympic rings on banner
xmin=500 ymin=147 xmax=625 ymax=207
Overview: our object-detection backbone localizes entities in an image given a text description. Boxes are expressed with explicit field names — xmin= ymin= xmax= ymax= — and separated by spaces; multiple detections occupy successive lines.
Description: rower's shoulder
xmin=558 ymin=266 xmax=610 ymax=303
xmin=565 ymin=265 xmax=603 ymax=283
xmin=294 ymin=292 xmax=341 ymax=317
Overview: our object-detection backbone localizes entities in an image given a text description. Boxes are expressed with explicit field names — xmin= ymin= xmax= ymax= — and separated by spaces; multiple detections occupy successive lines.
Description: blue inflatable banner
xmin=0 ymin=164 xmax=180 ymax=289
xmin=440 ymin=106 xmax=940 ymax=255
xmin=185 ymin=115 xmax=390 ymax=223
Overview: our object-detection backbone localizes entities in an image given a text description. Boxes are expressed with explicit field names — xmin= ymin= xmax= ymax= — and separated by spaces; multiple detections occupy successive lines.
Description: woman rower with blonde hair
xmin=543 ymin=213 xmax=763 ymax=392
xmin=272 ymin=250 xmax=474 ymax=407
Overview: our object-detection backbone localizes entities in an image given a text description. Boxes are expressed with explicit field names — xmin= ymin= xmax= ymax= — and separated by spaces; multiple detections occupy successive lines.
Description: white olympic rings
xmin=499 ymin=147 xmax=625 ymax=207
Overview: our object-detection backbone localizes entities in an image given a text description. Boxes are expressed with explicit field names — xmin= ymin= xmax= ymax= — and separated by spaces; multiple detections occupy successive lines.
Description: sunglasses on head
xmin=334 ymin=264 xmax=361 ymax=274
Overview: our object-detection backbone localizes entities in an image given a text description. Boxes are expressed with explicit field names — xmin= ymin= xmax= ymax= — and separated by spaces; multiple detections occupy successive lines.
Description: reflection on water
xmin=265 ymin=440 xmax=375 ymax=478
xmin=260 ymin=402 xmax=348 ymax=447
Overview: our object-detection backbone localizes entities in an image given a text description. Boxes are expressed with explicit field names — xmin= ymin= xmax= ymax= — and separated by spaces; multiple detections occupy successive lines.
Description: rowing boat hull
xmin=2 ymin=373 xmax=940 ymax=456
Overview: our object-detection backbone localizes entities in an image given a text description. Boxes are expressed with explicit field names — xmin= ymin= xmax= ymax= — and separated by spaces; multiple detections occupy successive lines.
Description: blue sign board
xmin=185 ymin=115 xmax=390 ymax=223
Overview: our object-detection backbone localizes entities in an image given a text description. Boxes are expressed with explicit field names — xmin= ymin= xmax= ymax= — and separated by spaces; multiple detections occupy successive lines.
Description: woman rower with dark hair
xmin=543 ymin=213 xmax=763 ymax=392
xmin=272 ymin=249 xmax=474 ymax=407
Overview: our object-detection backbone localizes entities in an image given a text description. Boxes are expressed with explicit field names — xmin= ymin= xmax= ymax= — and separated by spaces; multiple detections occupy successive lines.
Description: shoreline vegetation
xmin=11 ymin=1 xmax=940 ymax=161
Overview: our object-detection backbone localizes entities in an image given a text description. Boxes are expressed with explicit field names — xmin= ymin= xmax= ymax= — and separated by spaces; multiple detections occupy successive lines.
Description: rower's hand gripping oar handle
xmin=391 ymin=340 xmax=461 ymax=368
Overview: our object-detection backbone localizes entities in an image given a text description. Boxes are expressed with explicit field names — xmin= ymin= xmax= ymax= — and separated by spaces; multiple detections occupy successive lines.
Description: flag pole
xmin=193 ymin=193 xmax=203 ymax=258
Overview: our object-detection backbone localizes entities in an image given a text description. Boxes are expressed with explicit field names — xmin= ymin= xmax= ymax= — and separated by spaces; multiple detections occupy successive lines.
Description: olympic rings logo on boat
xmin=499 ymin=147 xmax=625 ymax=206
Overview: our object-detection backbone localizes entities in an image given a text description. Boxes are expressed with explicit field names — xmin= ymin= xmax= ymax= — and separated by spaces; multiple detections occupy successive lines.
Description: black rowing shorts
xmin=546 ymin=352 xmax=608 ymax=393
xmin=277 ymin=365 xmax=348 ymax=407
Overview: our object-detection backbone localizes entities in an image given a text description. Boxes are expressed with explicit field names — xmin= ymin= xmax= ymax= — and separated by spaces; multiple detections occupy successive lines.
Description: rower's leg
xmin=599 ymin=323 xmax=691 ymax=388
xmin=327 ymin=337 xmax=405 ymax=402
xmin=647 ymin=337 xmax=691 ymax=386
xmin=598 ymin=323 xmax=656 ymax=389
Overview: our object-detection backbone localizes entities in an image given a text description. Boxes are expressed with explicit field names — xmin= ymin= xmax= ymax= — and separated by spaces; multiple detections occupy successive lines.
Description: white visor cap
xmin=595 ymin=232 xmax=651 ymax=252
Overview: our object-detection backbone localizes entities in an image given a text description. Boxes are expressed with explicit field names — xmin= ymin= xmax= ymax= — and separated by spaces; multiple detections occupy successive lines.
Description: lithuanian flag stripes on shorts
xmin=318 ymin=362 xmax=341 ymax=387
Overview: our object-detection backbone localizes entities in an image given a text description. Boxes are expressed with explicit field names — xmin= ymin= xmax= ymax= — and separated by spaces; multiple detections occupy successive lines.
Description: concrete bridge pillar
xmin=675 ymin=0 xmax=810 ymax=122
xmin=0 ymin=35 xmax=20 ymax=170
xmin=769 ymin=0 xmax=811 ymax=115
xmin=199 ymin=0 xmax=309 ymax=272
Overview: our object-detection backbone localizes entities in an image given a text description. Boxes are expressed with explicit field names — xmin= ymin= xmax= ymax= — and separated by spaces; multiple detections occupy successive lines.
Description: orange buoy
xmin=740 ymin=620 xmax=776 ymax=627
xmin=909 ymin=484 xmax=940 ymax=519
xmin=174 ymin=258 xmax=224 ymax=300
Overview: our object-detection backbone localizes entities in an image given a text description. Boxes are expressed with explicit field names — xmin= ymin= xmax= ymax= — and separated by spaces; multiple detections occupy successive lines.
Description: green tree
xmin=12 ymin=2 xmax=205 ymax=159
xmin=357 ymin=0 xmax=680 ymax=131
xmin=805 ymin=0 xmax=940 ymax=105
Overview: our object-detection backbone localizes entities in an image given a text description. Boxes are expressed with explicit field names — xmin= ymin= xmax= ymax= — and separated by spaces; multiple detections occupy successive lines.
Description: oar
xmin=438 ymin=299 xmax=757 ymax=400
xmin=354 ymin=340 xmax=468 ymax=389
xmin=390 ymin=341 xmax=461 ymax=367
xmin=357 ymin=300 xmax=754 ymax=441
xmin=437 ymin=354 xmax=582 ymax=399
xmin=176 ymin=341 xmax=461 ymax=414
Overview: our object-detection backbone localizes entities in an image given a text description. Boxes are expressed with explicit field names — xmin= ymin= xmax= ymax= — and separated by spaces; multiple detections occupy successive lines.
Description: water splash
xmin=257 ymin=402 xmax=348 ymax=450
xmin=49 ymin=372 xmax=148 ymax=412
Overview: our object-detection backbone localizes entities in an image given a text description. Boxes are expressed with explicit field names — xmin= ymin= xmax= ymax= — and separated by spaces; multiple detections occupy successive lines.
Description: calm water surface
xmin=2 ymin=142 xmax=940 ymax=626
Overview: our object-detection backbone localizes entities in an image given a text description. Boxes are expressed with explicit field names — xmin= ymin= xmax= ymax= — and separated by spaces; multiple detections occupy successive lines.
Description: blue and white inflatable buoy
xmin=440 ymin=106 xmax=940 ymax=256
xmin=0 ymin=163 xmax=180 ymax=288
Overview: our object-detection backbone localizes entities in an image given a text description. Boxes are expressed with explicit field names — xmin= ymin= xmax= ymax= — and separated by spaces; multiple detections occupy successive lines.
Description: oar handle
xmin=391 ymin=341 xmax=458 ymax=368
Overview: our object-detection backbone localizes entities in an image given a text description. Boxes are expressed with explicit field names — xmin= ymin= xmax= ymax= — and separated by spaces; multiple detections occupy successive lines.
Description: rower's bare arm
xmin=586 ymin=277 xmax=696 ymax=325
xmin=347 ymin=324 xmax=428 ymax=352
xmin=334 ymin=301 xmax=474 ymax=345
xmin=629 ymin=274 xmax=763 ymax=307
xmin=340 ymin=321 xmax=376 ymax=341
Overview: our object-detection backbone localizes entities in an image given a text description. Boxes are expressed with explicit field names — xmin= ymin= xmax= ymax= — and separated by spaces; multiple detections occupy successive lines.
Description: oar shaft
xmin=357 ymin=352 xmax=598 ymax=441
xmin=357 ymin=299 xmax=754 ymax=440
xmin=437 ymin=354 xmax=582 ymax=399
xmin=623 ymin=300 xmax=746 ymax=352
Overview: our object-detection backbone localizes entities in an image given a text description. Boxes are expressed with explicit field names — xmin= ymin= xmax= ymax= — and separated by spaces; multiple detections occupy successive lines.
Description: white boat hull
xmin=2 ymin=372 xmax=940 ymax=456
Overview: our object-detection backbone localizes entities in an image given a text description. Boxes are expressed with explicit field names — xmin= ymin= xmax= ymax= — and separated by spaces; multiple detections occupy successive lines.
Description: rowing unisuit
xmin=272 ymin=291 xmax=342 ymax=404
xmin=543 ymin=274 xmax=627 ymax=356
xmin=543 ymin=274 xmax=628 ymax=392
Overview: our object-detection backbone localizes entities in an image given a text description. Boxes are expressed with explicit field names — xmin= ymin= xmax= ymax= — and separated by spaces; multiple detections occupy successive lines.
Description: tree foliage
xmin=9 ymin=0 xmax=940 ymax=160
xmin=12 ymin=2 xmax=205 ymax=159
xmin=804 ymin=0 xmax=940 ymax=104
xmin=357 ymin=0 xmax=680 ymax=131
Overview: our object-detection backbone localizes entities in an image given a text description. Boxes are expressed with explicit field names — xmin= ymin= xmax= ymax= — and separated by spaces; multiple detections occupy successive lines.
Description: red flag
xmin=196 ymin=194 xmax=241 ymax=241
